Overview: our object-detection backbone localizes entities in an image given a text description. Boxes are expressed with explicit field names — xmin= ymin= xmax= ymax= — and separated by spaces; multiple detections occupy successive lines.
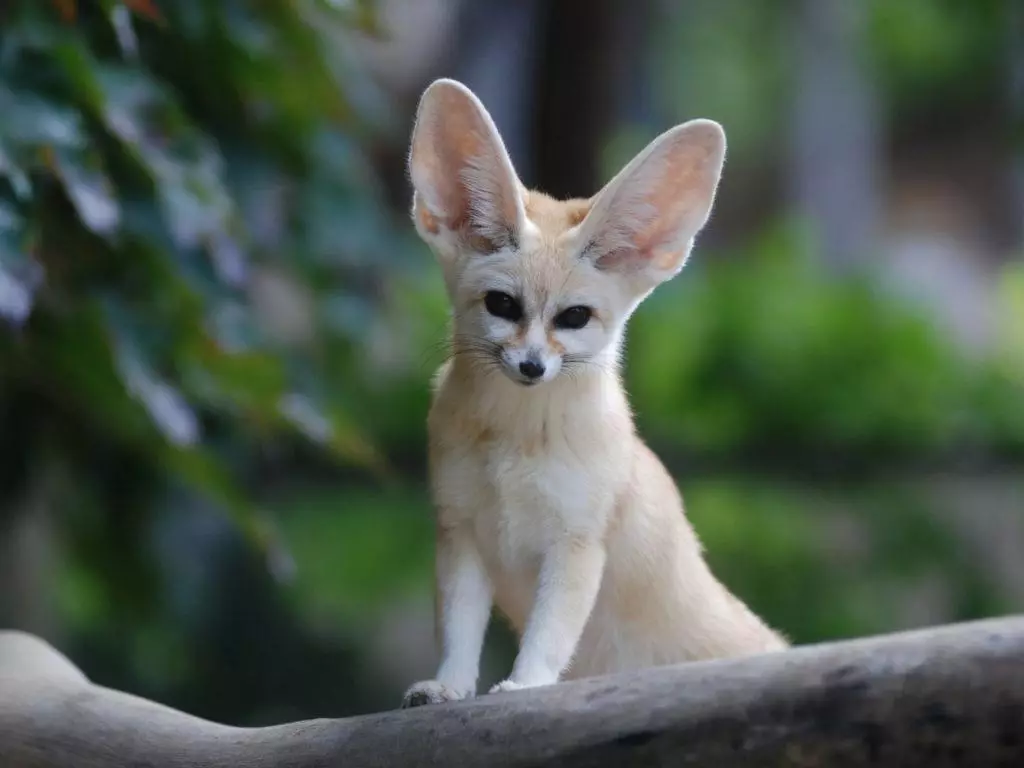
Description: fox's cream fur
xmin=401 ymin=79 xmax=786 ymax=707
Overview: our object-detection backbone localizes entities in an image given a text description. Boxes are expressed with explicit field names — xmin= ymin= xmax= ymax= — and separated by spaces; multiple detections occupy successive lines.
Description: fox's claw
xmin=401 ymin=680 xmax=468 ymax=709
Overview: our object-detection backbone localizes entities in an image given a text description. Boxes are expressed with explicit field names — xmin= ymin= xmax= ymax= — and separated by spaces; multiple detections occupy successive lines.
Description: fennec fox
xmin=402 ymin=79 xmax=786 ymax=708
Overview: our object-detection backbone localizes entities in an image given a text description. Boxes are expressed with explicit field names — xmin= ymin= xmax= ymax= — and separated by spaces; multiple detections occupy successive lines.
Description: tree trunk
xmin=790 ymin=0 xmax=882 ymax=273
xmin=451 ymin=0 xmax=543 ymax=180
xmin=0 ymin=399 xmax=56 ymax=637
xmin=1010 ymin=0 xmax=1024 ymax=250
xmin=529 ymin=0 xmax=650 ymax=198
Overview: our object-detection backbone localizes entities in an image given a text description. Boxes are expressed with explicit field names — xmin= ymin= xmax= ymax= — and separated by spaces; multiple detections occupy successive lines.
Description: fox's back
xmin=571 ymin=440 xmax=787 ymax=676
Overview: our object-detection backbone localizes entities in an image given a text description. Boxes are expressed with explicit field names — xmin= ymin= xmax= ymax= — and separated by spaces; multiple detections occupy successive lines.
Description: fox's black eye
xmin=554 ymin=305 xmax=592 ymax=330
xmin=484 ymin=291 xmax=522 ymax=321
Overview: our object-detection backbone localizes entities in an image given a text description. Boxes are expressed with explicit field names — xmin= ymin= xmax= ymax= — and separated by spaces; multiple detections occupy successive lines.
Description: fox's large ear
xmin=577 ymin=120 xmax=725 ymax=284
xmin=409 ymin=79 xmax=525 ymax=255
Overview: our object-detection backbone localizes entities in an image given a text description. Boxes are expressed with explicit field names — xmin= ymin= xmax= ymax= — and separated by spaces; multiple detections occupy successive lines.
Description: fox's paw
xmin=401 ymin=680 xmax=468 ymax=709
xmin=488 ymin=679 xmax=526 ymax=695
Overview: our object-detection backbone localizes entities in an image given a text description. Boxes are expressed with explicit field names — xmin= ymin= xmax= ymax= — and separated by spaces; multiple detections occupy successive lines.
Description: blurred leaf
xmin=870 ymin=0 xmax=1005 ymax=110
xmin=152 ymin=145 xmax=234 ymax=252
xmin=277 ymin=392 xmax=387 ymax=475
xmin=92 ymin=66 xmax=170 ymax=145
xmin=162 ymin=446 xmax=294 ymax=584
xmin=209 ymin=231 xmax=247 ymax=287
xmin=186 ymin=347 xmax=287 ymax=411
xmin=53 ymin=148 xmax=121 ymax=235
xmin=117 ymin=347 xmax=200 ymax=447
xmin=996 ymin=261 xmax=1024 ymax=383
xmin=0 ymin=202 xmax=42 ymax=324
xmin=0 ymin=260 xmax=38 ymax=324
xmin=275 ymin=486 xmax=434 ymax=621
xmin=0 ymin=86 xmax=85 ymax=149
xmin=52 ymin=0 xmax=77 ymax=23
xmin=123 ymin=0 xmax=164 ymax=23
xmin=103 ymin=4 xmax=139 ymax=59
xmin=0 ymin=147 xmax=32 ymax=200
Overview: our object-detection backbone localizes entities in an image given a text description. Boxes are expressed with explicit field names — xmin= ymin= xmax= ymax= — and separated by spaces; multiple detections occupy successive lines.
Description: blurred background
xmin=1 ymin=0 xmax=1022 ymax=724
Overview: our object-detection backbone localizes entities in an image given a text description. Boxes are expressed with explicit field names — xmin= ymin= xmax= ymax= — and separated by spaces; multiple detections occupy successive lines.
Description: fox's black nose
xmin=519 ymin=360 xmax=545 ymax=380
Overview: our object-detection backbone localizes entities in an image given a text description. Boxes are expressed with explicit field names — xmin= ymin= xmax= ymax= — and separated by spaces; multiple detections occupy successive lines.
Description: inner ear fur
xmin=579 ymin=119 xmax=726 ymax=277
xmin=408 ymin=79 xmax=525 ymax=253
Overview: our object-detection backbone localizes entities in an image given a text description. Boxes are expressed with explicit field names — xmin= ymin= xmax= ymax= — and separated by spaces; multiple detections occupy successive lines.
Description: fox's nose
xmin=519 ymin=360 xmax=545 ymax=380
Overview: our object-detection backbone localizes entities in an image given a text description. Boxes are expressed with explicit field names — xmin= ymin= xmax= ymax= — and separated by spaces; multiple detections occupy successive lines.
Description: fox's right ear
xmin=409 ymin=79 xmax=525 ymax=257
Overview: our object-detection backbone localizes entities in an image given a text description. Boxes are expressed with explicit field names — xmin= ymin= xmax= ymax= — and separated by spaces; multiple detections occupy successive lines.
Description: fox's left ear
xmin=577 ymin=119 xmax=725 ymax=284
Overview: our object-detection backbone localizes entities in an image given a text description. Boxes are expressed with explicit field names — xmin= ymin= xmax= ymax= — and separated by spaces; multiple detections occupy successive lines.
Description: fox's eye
xmin=484 ymin=291 xmax=522 ymax=321
xmin=554 ymin=305 xmax=592 ymax=330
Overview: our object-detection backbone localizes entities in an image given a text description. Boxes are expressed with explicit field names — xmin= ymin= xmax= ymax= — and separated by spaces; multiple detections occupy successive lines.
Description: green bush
xmin=684 ymin=477 xmax=1009 ymax=644
xmin=625 ymin=224 xmax=1024 ymax=461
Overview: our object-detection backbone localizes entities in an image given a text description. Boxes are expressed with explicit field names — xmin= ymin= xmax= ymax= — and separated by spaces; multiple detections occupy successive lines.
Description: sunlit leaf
xmin=93 ymin=67 xmax=167 ymax=145
xmin=0 ymin=87 xmax=85 ymax=149
xmin=209 ymin=230 xmax=247 ymax=287
xmin=106 ymin=316 xmax=201 ymax=447
xmin=277 ymin=392 xmax=388 ymax=476
xmin=109 ymin=4 xmax=140 ymax=59
xmin=0 ymin=147 xmax=32 ymax=200
xmin=151 ymin=145 xmax=234 ymax=251
xmin=53 ymin=148 xmax=120 ymax=236
xmin=0 ymin=266 xmax=36 ymax=324
xmin=278 ymin=393 xmax=332 ymax=444
xmin=0 ymin=203 xmax=42 ymax=324
xmin=88 ymin=65 xmax=237 ymax=251
xmin=184 ymin=346 xmax=288 ymax=413
xmin=119 ymin=352 xmax=201 ymax=447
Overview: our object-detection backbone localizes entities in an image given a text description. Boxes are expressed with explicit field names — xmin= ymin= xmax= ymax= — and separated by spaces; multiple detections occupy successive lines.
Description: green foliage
xmin=330 ymin=268 xmax=452 ymax=463
xmin=869 ymin=0 xmax=1008 ymax=112
xmin=685 ymin=477 xmax=1010 ymax=645
xmin=274 ymin=485 xmax=434 ymax=624
xmin=0 ymin=0 xmax=414 ymax=674
xmin=625 ymin=224 xmax=1024 ymax=461
xmin=648 ymin=0 xmax=787 ymax=165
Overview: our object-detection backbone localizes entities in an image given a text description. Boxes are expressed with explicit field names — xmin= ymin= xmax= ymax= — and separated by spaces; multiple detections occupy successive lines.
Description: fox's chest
xmin=431 ymin=438 xmax=602 ymax=606
xmin=436 ymin=441 xmax=590 ymax=544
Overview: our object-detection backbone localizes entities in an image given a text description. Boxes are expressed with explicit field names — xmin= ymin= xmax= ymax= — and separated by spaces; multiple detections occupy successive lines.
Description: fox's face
xmin=408 ymin=79 xmax=726 ymax=387
xmin=443 ymin=192 xmax=648 ymax=386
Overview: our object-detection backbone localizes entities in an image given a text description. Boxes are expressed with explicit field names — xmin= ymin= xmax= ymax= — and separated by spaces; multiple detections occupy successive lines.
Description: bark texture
xmin=2 ymin=616 xmax=1024 ymax=767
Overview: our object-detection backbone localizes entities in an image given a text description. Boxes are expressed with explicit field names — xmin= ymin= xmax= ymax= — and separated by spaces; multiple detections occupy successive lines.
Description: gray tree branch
xmin=2 ymin=616 xmax=1024 ymax=767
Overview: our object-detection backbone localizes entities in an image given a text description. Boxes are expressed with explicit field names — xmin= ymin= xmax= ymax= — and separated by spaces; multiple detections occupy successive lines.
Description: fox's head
xmin=409 ymin=79 xmax=725 ymax=387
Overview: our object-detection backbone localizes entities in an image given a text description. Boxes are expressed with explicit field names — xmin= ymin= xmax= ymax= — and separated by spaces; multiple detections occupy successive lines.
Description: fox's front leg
xmin=490 ymin=537 xmax=606 ymax=693
xmin=401 ymin=523 xmax=492 ymax=708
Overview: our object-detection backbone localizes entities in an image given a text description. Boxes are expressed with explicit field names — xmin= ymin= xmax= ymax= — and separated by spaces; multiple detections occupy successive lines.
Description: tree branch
xmin=2 ymin=617 xmax=1024 ymax=767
